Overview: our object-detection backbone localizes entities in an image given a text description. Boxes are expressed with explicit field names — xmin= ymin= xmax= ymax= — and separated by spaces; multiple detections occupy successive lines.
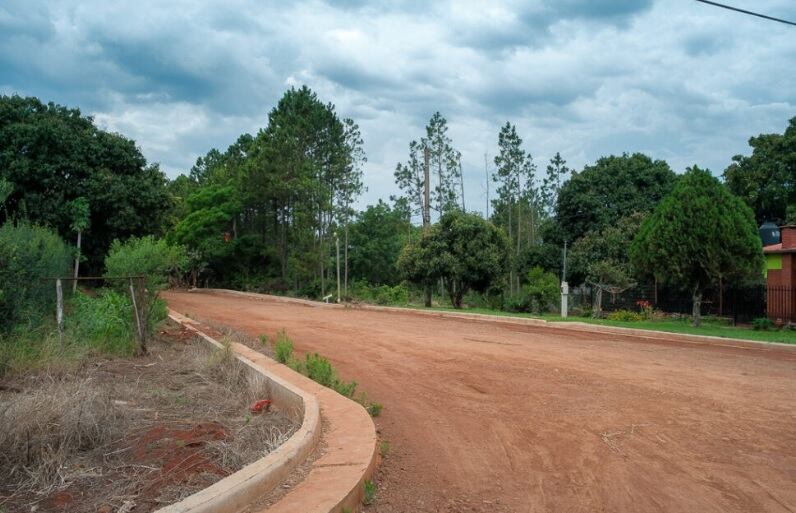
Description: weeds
xmin=274 ymin=330 xmax=294 ymax=364
xmin=363 ymin=479 xmax=377 ymax=505
xmin=270 ymin=330 xmax=383 ymax=414
xmin=379 ymin=440 xmax=390 ymax=457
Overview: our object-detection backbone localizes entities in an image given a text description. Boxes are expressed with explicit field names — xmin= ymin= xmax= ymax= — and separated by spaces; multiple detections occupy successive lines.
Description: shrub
xmin=0 ymin=222 xmax=71 ymax=331
xmin=752 ymin=317 xmax=774 ymax=331
xmin=524 ymin=267 xmax=560 ymax=314
xmin=606 ymin=309 xmax=645 ymax=322
xmin=104 ymin=236 xmax=186 ymax=291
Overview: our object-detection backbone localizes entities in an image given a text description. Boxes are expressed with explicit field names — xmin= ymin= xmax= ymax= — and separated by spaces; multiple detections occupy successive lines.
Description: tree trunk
xmin=72 ymin=230 xmax=82 ymax=294
xmin=593 ymin=287 xmax=603 ymax=318
xmin=692 ymin=288 xmax=702 ymax=327
xmin=424 ymin=285 xmax=432 ymax=307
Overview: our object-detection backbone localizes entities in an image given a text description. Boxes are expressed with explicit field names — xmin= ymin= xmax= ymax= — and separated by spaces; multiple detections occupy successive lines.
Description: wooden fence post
xmin=56 ymin=278 xmax=64 ymax=345
xmin=129 ymin=277 xmax=144 ymax=353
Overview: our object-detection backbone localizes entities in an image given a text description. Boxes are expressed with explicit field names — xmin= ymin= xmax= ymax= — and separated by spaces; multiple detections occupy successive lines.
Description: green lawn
xmin=399 ymin=304 xmax=796 ymax=345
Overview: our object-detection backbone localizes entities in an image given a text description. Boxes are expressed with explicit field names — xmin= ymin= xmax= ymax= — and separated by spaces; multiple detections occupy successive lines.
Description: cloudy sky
xmin=1 ymin=0 xmax=794 ymax=212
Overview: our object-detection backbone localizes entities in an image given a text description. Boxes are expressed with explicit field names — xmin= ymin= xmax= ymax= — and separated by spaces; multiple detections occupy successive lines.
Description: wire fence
xmin=568 ymin=283 xmax=770 ymax=324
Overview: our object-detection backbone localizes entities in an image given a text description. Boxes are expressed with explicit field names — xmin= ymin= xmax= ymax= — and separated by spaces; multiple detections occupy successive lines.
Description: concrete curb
xmin=163 ymin=309 xmax=379 ymax=513
xmin=203 ymin=288 xmax=796 ymax=352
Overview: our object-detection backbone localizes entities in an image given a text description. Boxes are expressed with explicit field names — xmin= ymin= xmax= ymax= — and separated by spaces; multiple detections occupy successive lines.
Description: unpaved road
xmin=164 ymin=290 xmax=796 ymax=513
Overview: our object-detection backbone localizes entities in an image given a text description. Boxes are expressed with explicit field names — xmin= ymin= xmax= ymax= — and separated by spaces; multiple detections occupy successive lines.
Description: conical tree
xmin=630 ymin=166 xmax=763 ymax=326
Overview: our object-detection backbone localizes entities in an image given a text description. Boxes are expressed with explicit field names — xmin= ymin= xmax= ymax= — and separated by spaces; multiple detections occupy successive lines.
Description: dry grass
xmin=0 ymin=377 xmax=124 ymax=493
xmin=0 ymin=325 xmax=299 ymax=512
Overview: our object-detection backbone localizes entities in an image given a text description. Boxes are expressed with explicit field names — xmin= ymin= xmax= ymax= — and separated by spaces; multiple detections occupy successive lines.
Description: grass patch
xmin=379 ymin=440 xmax=390 ymax=457
xmin=363 ymin=479 xmax=377 ymax=505
xmin=416 ymin=306 xmax=796 ymax=344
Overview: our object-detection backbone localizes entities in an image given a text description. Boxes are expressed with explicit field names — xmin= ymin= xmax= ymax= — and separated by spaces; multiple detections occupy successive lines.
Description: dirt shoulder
xmin=0 ymin=324 xmax=297 ymax=513
xmin=165 ymin=289 xmax=796 ymax=513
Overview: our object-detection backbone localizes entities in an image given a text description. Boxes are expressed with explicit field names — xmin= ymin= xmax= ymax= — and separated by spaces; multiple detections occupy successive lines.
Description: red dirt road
xmin=164 ymin=290 xmax=796 ymax=513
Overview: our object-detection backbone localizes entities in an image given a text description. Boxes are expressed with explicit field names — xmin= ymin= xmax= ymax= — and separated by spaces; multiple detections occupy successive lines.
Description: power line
xmin=695 ymin=0 xmax=796 ymax=27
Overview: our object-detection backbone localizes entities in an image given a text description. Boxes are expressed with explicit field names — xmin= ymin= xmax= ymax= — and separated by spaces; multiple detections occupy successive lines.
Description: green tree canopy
xmin=724 ymin=117 xmax=796 ymax=225
xmin=0 ymin=95 xmax=172 ymax=271
xmin=399 ymin=210 xmax=509 ymax=308
xmin=348 ymin=200 xmax=413 ymax=286
xmin=630 ymin=166 xmax=763 ymax=326
xmin=557 ymin=153 xmax=676 ymax=242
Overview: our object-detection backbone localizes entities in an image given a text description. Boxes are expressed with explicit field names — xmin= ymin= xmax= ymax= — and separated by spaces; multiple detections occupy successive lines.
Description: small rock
xmin=98 ymin=506 xmax=112 ymax=513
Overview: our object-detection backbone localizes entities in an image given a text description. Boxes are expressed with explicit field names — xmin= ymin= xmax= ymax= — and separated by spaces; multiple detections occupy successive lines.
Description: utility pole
xmin=336 ymin=233 xmax=341 ymax=303
xmin=423 ymin=146 xmax=432 ymax=308
xmin=423 ymin=147 xmax=431 ymax=229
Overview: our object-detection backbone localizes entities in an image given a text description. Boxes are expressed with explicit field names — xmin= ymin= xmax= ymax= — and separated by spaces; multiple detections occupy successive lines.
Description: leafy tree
xmin=724 ymin=117 xmax=796 ymax=224
xmin=568 ymin=212 xmax=647 ymax=286
xmin=557 ymin=153 xmax=676 ymax=243
xmin=399 ymin=210 xmax=509 ymax=308
xmin=586 ymin=260 xmax=634 ymax=318
xmin=348 ymin=201 xmax=412 ymax=286
xmin=521 ymin=267 xmax=560 ymax=314
xmin=0 ymin=95 xmax=172 ymax=271
xmin=171 ymin=185 xmax=240 ymax=286
xmin=630 ymin=166 xmax=763 ymax=326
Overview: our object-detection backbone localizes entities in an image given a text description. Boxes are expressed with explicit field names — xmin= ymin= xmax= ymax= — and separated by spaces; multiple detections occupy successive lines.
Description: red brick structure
xmin=763 ymin=226 xmax=796 ymax=323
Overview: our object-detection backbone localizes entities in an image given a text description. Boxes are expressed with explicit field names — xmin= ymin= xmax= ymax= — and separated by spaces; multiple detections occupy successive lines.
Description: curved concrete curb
xmin=204 ymin=288 xmax=796 ymax=352
xmin=163 ymin=310 xmax=379 ymax=513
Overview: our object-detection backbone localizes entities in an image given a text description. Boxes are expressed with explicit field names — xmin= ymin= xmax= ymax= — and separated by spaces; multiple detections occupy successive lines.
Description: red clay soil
xmin=163 ymin=290 xmax=796 ymax=513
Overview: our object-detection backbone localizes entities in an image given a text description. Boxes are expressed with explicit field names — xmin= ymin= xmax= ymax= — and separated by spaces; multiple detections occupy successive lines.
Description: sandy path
xmin=164 ymin=290 xmax=796 ymax=513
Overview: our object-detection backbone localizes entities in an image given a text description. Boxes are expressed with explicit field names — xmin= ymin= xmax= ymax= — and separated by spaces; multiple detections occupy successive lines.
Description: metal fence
xmin=568 ymin=283 xmax=769 ymax=324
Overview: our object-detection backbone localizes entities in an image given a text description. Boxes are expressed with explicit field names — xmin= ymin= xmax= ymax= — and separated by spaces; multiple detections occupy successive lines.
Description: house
xmin=762 ymin=224 xmax=796 ymax=323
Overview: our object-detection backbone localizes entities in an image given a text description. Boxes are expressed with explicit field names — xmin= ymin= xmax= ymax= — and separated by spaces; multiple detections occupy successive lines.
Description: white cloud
xmin=1 ymin=0 xmax=794 ymax=213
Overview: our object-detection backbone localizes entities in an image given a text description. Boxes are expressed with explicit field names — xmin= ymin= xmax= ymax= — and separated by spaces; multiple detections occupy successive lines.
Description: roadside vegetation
xmin=271 ymin=330 xmax=383 ymax=417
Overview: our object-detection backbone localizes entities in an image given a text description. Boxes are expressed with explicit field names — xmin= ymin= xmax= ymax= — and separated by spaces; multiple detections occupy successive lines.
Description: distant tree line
xmin=1 ymin=90 xmax=792 ymax=326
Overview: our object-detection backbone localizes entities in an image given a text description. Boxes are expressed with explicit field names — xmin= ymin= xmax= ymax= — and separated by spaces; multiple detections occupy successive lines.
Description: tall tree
xmin=724 ymin=117 xmax=796 ymax=225
xmin=630 ymin=166 xmax=763 ymax=327
xmin=422 ymin=112 xmax=461 ymax=214
xmin=338 ymin=118 xmax=366 ymax=297
xmin=394 ymin=140 xmax=425 ymax=223
xmin=492 ymin=122 xmax=535 ymax=293
xmin=557 ymin=153 xmax=676 ymax=243
xmin=541 ymin=152 xmax=570 ymax=216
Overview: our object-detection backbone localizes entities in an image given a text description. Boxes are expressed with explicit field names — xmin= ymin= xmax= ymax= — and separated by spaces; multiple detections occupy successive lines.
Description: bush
xmin=349 ymin=281 xmax=409 ymax=306
xmin=0 ymin=222 xmax=71 ymax=331
xmin=68 ymin=290 xmax=137 ymax=355
xmin=524 ymin=267 xmax=560 ymax=314
xmin=273 ymin=330 xmax=294 ymax=364
xmin=752 ymin=317 xmax=774 ymax=331
xmin=104 ymin=236 xmax=186 ymax=291
xmin=606 ymin=309 xmax=645 ymax=322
